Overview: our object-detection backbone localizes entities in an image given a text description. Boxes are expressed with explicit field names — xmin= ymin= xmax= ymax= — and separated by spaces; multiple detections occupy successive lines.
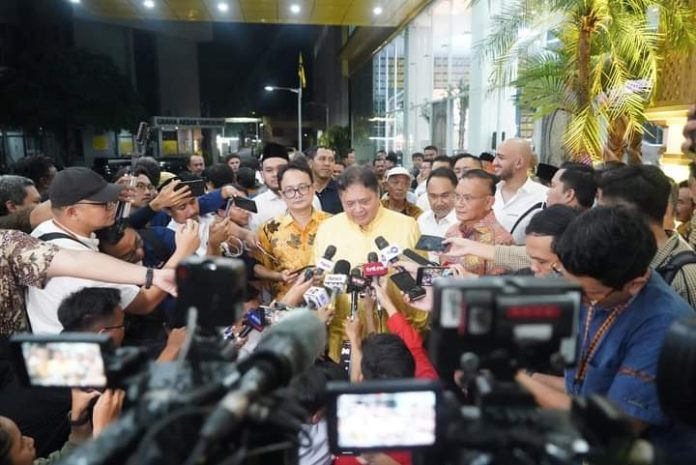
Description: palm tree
xmin=481 ymin=0 xmax=696 ymax=163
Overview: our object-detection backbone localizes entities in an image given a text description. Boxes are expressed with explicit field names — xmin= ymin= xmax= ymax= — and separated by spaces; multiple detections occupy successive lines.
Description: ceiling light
xmin=217 ymin=2 xmax=229 ymax=13
xmin=143 ymin=0 xmax=155 ymax=9
xmin=373 ymin=6 xmax=383 ymax=15
xmin=290 ymin=4 xmax=301 ymax=14
xmin=69 ymin=0 xmax=81 ymax=4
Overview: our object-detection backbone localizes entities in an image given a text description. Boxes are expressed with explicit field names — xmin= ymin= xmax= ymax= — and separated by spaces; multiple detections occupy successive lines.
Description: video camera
xmin=323 ymin=276 xmax=655 ymax=465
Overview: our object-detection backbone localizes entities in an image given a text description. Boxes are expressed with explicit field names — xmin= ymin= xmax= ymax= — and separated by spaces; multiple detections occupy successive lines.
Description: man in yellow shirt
xmin=313 ymin=165 xmax=426 ymax=361
xmin=256 ymin=162 xmax=331 ymax=300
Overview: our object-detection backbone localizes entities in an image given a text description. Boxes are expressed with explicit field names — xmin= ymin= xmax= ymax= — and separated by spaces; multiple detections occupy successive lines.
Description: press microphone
xmin=375 ymin=236 xmax=401 ymax=265
xmin=363 ymin=251 xmax=389 ymax=278
xmin=316 ymin=245 xmax=337 ymax=275
xmin=324 ymin=259 xmax=351 ymax=293
xmin=348 ymin=267 xmax=368 ymax=292
xmin=303 ymin=286 xmax=330 ymax=309
xmin=199 ymin=310 xmax=326 ymax=443
xmin=238 ymin=308 xmax=265 ymax=338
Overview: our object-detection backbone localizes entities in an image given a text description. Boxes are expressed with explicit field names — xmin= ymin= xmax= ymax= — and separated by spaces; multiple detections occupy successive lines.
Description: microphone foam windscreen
xmin=333 ymin=259 xmax=351 ymax=275
xmin=323 ymin=245 xmax=337 ymax=260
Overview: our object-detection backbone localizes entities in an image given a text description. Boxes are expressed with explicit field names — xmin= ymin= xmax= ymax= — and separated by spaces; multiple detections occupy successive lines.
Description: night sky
xmin=198 ymin=23 xmax=322 ymax=119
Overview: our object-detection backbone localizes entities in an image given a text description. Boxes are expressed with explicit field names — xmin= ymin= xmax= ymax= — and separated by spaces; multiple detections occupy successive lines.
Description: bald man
xmin=492 ymin=138 xmax=548 ymax=244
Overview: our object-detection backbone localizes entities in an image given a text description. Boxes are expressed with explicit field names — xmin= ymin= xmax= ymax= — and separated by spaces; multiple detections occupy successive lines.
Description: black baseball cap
xmin=49 ymin=167 xmax=123 ymax=207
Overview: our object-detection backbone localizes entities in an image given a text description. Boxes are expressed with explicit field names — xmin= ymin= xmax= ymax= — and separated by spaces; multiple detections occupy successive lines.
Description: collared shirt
xmin=443 ymin=211 xmax=514 ymax=275
xmin=417 ymin=209 xmax=458 ymax=261
xmin=380 ymin=198 xmax=423 ymax=220
xmin=257 ymin=209 xmax=331 ymax=299
xmin=650 ymin=231 xmax=696 ymax=308
xmin=27 ymin=220 xmax=139 ymax=334
xmin=248 ymin=189 xmax=322 ymax=233
xmin=564 ymin=273 xmax=696 ymax=462
xmin=166 ymin=213 xmax=215 ymax=257
xmin=493 ymin=177 xmax=547 ymax=244
xmin=313 ymin=206 xmax=425 ymax=361
xmin=315 ymin=179 xmax=343 ymax=214
xmin=0 ymin=230 xmax=58 ymax=336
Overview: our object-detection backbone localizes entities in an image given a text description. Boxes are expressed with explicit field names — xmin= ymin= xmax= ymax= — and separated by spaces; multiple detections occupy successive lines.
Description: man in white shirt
xmin=27 ymin=167 xmax=167 ymax=334
xmin=492 ymin=138 xmax=548 ymax=244
xmin=417 ymin=168 xmax=458 ymax=261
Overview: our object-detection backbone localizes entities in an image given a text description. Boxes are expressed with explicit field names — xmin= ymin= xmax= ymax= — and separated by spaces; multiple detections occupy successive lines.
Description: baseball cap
xmin=385 ymin=167 xmax=412 ymax=180
xmin=49 ymin=167 xmax=123 ymax=208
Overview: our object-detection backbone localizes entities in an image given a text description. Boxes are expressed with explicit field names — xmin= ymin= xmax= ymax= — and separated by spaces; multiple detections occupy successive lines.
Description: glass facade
xmin=353 ymin=0 xmax=520 ymax=166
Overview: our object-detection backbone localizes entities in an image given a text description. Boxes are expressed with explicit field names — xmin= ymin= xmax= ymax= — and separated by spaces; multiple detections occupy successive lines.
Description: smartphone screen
xmin=417 ymin=267 xmax=451 ymax=286
xmin=390 ymin=270 xmax=426 ymax=301
xmin=20 ymin=341 xmax=107 ymax=388
xmin=336 ymin=390 xmax=437 ymax=449
xmin=415 ymin=235 xmax=446 ymax=252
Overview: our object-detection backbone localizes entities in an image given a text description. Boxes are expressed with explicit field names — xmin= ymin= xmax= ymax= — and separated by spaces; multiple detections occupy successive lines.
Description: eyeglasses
xmin=281 ymin=184 xmax=311 ymax=199
xmin=76 ymin=201 xmax=118 ymax=210
xmin=454 ymin=194 xmax=489 ymax=203
xmin=135 ymin=182 xmax=155 ymax=191
xmin=119 ymin=234 xmax=144 ymax=263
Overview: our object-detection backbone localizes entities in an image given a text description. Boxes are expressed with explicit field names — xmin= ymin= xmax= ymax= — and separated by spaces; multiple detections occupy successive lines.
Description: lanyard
xmin=573 ymin=301 xmax=629 ymax=390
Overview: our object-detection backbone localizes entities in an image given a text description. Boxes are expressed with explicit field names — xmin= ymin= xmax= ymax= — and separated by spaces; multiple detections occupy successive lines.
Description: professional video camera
xmin=325 ymin=276 xmax=653 ymax=465
xmin=9 ymin=256 xmax=326 ymax=465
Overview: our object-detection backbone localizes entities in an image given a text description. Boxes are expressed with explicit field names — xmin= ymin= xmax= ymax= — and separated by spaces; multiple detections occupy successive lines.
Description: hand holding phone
xmin=233 ymin=196 xmax=258 ymax=213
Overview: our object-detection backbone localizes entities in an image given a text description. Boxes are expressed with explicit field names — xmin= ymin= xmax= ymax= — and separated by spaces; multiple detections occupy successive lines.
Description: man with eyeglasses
xmin=381 ymin=167 xmax=422 ymax=219
xmin=113 ymin=167 xmax=155 ymax=209
xmin=27 ymin=167 xmax=169 ymax=334
xmin=517 ymin=207 xmax=696 ymax=465
xmin=255 ymin=162 xmax=331 ymax=300
xmin=417 ymin=168 xmax=458 ymax=261
xmin=442 ymin=169 xmax=513 ymax=275
xmin=248 ymin=143 xmax=322 ymax=233
xmin=492 ymin=138 xmax=548 ymax=244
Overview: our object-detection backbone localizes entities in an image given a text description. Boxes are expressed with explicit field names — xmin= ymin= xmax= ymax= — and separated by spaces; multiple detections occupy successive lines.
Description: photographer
xmin=517 ymin=207 xmax=696 ymax=464
xmin=0 ymin=388 xmax=122 ymax=465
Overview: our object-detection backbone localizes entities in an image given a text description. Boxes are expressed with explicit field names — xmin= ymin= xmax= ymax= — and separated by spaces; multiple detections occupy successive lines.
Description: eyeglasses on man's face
xmin=281 ymin=184 xmax=311 ymax=199
xmin=76 ymin=201 xmax=118 ymax=210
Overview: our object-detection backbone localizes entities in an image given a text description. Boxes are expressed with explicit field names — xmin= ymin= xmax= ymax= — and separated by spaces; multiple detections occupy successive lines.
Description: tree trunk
xmin=458 ymin=95 xmax=468 ymax=151
xmin=626 ymin=127 xmax=643 ymax=165
xmin=604 ymin=116 xmax=627 ymax=163
xmin=574 ymin=19 xmax=593 ymax=162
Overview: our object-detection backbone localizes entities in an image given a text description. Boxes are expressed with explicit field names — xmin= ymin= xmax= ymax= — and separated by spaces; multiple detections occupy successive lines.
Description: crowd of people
xmin=1 ymin=111 xmax=696 ymax=465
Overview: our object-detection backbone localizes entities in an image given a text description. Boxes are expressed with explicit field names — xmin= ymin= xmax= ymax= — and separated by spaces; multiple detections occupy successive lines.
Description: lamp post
xmin=264 ymin=85 xmax=303 ymax=153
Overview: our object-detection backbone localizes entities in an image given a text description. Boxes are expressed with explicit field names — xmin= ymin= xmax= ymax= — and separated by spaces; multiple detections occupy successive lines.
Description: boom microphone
xmin=199 ymin=310 xmax=326 ymax=442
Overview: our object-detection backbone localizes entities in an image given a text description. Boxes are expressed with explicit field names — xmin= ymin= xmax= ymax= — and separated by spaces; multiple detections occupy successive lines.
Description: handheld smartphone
xmin=233 ymin=196 xmax=258 ymax=213
xmin=390 ymin=270 xmax=427 ymax=301
xmin=415 ymin=235 xmax=446 ymax=252
xmin=177 ymin=179 xmax=206 ymax=197
xmin=10 ymin=333 xmax=113 ymax=389
xmin=416 ymin=266 xmax=453 ymax=286
xmin=291 ymin=265 xmax=313 ymax=275
xmin=326 ymin=379 xmax=441 ymax=454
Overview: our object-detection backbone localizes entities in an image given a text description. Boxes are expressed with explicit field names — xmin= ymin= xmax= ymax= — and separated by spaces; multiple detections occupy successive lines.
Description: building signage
xmin=152 ymin=117 xmax=225 ymax=129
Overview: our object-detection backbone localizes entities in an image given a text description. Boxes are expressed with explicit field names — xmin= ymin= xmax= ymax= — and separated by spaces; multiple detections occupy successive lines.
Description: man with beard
xmin=492 ymin=138 xmax=548 ymax=244
xmin=307 ymin=146 xmax=342 ymax=214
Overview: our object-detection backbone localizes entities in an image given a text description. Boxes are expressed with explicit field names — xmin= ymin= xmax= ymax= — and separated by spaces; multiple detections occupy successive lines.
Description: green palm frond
xmin=563 ymin=104 xmax=603 ymax=162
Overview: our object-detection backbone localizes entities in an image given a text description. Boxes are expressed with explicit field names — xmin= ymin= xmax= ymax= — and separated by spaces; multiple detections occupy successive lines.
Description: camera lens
xmin=656 ymin=317 xmax=696 ymax=428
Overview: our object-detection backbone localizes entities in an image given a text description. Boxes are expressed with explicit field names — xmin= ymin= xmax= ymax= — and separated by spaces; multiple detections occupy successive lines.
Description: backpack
xmin=655 ymin=250 xmax=696 ymax=284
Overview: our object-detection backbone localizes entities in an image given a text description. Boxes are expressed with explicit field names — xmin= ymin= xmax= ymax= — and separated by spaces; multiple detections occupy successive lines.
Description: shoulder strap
xmin=655 ymin=250 xmax=696 ymax=284
xmin=510 ymin=202 xmax=544 ymax=235
xmin=37 ymin=232 xmax=90 ymax=249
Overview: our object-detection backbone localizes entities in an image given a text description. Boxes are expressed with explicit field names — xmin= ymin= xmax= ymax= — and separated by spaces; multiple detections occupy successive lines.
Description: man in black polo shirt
xmin=307 ymin=146 xmax=342 ymax=214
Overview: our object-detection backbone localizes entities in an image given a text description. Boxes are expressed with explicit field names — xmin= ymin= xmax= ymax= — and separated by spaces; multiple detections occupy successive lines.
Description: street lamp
xmin=264 ymin=85 xmax=303 ymax=152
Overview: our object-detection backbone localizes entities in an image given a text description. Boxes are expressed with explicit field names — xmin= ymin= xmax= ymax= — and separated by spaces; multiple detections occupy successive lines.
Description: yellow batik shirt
xmin=257 ymin=209 xmax=332 ymax=299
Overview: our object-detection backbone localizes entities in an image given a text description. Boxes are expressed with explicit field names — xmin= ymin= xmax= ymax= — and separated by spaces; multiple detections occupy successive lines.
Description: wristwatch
xmin=144 ymin=267 xmax=154 ymax=289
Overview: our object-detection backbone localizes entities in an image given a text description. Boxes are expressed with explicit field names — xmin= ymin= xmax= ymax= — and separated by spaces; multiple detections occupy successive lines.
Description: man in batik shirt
xmin=443 ymin=170 xmax=514 ymax=275
xmin=255 ymin=162 xmax=331 ymax=300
